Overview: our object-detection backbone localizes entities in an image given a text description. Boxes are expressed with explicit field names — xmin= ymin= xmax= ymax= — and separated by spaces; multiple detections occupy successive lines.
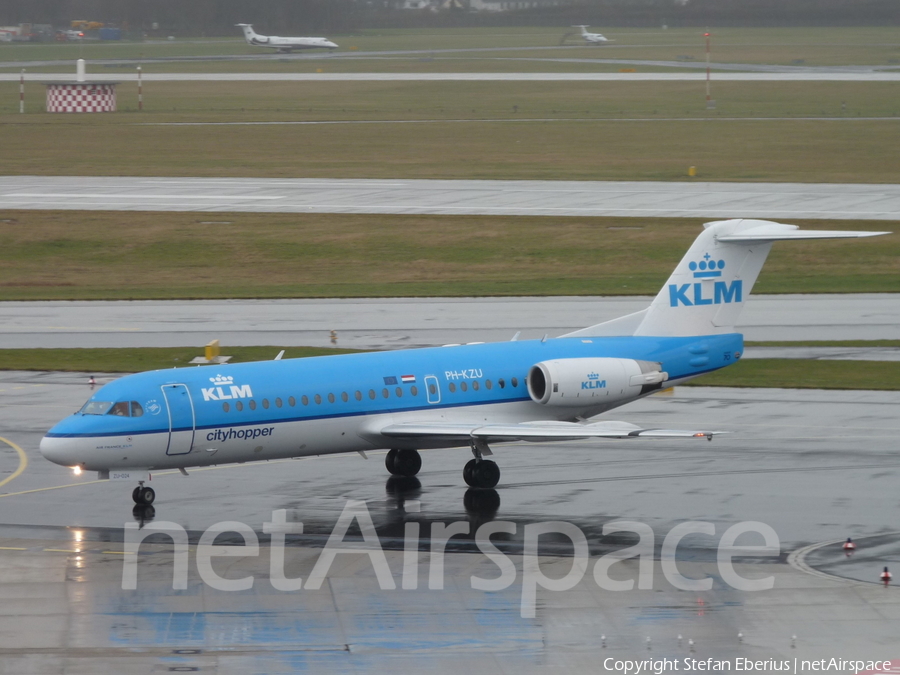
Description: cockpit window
xmin=80 ymin=401 xmax=112 ymax=415
xmin=109 ymin=402 xmax=130 ymax=417
xmin=92 ymin=401 xmax=145 ymax=417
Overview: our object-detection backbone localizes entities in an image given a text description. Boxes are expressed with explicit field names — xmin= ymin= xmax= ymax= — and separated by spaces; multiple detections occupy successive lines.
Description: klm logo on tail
xmin=669 ymin=254 xmax=743 ymax=307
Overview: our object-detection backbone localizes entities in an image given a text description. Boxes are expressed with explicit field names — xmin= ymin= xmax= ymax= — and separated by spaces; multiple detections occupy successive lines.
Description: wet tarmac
xmin=1 ymin=372 xmax=898 ymax=669
xmin=2 ymin=294 xmax=900 ymax=351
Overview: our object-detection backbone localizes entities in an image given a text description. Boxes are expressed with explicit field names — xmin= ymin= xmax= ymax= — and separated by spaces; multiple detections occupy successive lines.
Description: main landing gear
xmin=383 ymin=445 xmax=501 ymax=489
xmin=385 ymin=448 xmax=422 ymax=477
xmin=132 ymin=481 xmax=155 ymax=506
xmin=464 ymin=442 xmax=500 ymax=489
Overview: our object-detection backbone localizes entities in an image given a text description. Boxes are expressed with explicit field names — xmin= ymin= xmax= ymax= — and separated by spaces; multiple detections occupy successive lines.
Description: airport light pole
xmin=19 ymin=69 xmax=24 ymax=113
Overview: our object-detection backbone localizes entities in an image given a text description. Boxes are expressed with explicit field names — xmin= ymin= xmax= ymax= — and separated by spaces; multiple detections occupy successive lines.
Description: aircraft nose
xmin=40 ymin=435 xmax=81 ymax=468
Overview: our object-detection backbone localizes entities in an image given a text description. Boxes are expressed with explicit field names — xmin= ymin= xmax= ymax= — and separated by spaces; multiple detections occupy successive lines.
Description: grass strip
xmin=746 ymin=340 xmax=900 ymax=348
xmin=0 ymin=349 xmax=898 ymax=390
xmin=0 ymin=211 xmax=896 ymax=300
xmin=0 ymin=347 xmax=361 ymax=373
xmin=4 ymin=81 xmax=900 ymax=183
xmin=684 ymin=359 xmax=900 ymax=390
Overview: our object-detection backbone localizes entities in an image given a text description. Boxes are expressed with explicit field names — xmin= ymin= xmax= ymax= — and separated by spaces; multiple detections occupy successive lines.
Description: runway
xmin=1 ymin=373 xmax=898 ymax=670
xmin=2 ymin=294 xmax=899 ymax=350
xmin=4 ymin=176 xmax=900 ymax=220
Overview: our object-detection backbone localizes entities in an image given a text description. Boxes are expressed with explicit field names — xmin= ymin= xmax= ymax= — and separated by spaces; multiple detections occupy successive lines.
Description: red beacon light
xmin=881 ymin=567 xmax=892 ymax=586
xmin=843 ymin=537 xmax=856 ymax=554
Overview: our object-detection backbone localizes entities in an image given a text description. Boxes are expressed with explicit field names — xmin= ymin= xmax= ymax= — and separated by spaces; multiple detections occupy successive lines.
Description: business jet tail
xmin=565 ymin=219 xmax=888 ymax=339
xmin=236 ymin=23 xmax=258 ymax=44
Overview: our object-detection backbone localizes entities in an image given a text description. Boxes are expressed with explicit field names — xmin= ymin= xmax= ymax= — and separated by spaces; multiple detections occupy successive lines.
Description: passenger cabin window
xmin=410 ymin=386 xmax=418 ymax=396
xmin=369 ymin=390 xmax=376 ymax=400
xmin=328 ymin=393 xmax=335 ymax=404
xmin=262 ymin=399 xmax=270 ymax=409
xmin=249 ymin=400 xmax=257 ymax=411
xmin=498 ymin=378 xmax=506 ymax=389
xmin=315 ymin=395 xmax=322 ymax=405
xmin=472 ymin=381 xmax=480 ymax=391
xmin=460 ymin=382 xmax=468 ymax=392
xmin=511 ymin=377 xmax=519 ymax=387
xmin=355 ymin=391 xmax=362 ymax=401
xmin=301 ymin=396 xmax=308 ymax=406
xmin=382 ymin=388 xmax=389 ymax=399
xmin=223 ymin=402 xmax=230 ymax=412
xmin=275 ymin=398 xmax=283 ymax=408
xmin=289 ymin=396 xmax=296 ymax=406
xmin=448 ymin=383 xmax=456 ymax=393
xmin=236 ymin=401 xmax=244 ymax=411
xmin=395 ymin=387 xmax=403 ymax=398
xmin=341 ymin=392 xmax=349 ymax=403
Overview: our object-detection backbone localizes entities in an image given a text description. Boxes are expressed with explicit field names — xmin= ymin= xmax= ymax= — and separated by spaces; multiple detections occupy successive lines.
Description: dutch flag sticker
xmin=400 ymin=375 xmax=416 ymax=384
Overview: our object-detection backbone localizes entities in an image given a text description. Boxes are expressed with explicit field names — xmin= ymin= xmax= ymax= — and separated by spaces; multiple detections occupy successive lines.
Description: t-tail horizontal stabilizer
xmin=566 ymin=218 xmax=888 ymax=339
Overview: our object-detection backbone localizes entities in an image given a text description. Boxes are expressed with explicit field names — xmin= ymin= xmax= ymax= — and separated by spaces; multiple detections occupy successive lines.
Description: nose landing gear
xmin=132 ymin=481 xmax=155 ymax=506
xmin=463 ymin=441 xmax=500 ymax=489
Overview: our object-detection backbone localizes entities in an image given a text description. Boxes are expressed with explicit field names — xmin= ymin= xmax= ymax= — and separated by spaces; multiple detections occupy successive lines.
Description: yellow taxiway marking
xmin=101 ymin=551 xmax=134 ymax=555
xmin=0 ymin=546 xmax=27 ymax=551
xmin=0 ymin=479 xmax=106 ymax=499
xmin=0 ymin=436 xmax=28 ymax=491
xmin=43 ymin=548 xmax=80 ymax=553
xmin=0 ymin=455 xmax=314 ymax=499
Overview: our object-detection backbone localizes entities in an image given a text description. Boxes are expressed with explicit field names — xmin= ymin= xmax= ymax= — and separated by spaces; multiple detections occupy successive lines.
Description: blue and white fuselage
xmin=39 ymin=219 xmax=888 ymax=502
xmin=41 ymin=334 xmax=741 ymax=472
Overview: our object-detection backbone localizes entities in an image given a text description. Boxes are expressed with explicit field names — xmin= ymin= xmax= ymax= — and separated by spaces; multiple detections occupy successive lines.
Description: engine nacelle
xmin=527 ymin=357 xmax=668 ymax=407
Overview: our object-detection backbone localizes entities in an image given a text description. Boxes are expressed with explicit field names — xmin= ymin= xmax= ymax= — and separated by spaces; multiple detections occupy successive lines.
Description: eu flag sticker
xmin=383 ymin=376 xmax=398 ymax=385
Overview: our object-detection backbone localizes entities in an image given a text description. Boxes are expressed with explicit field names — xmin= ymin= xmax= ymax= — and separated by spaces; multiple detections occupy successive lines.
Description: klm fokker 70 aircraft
xmin=41 ymin=219 xmax=886 ymax=505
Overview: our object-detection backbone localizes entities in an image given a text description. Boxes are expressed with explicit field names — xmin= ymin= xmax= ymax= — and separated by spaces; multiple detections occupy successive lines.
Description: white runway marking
xmin=5 ymin=193 xmax=284 ymax=201
xmin=4 ymin=72 xmax=900 ymax=82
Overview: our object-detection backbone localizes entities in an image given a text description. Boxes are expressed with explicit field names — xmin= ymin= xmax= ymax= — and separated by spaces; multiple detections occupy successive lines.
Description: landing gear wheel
xmin=385 ymin=449 xmax=400 ymax=474
xmin=463 ymin=459 xmax=500 ymax=489
xmin=386 ymin=448 xmax=422 ymax=477
xmin=463 ymin=459 xmax=478 ymax=486
xmin=132 ymin=487 xmax=141 ymax=504
xmin=136 ymin=486 xmax=155 ymax=505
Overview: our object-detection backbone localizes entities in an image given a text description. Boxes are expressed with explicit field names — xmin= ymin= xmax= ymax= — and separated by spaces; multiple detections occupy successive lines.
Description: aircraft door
xmin=162 ymin=384 xmax=195 ymax=456
xmin=424 ymin=375 xmax=441 ymax=404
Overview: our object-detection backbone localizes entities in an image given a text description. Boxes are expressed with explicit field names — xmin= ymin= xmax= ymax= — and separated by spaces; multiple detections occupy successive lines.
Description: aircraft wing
xmin=378 ymin=420 xmax=722 ymax=443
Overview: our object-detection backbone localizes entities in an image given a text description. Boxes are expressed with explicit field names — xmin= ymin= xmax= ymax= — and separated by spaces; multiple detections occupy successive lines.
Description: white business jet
xmin=573 ymin=25 xmax=612 ymax=44
xmin=236 ymin=23 xmax=338 ymax=52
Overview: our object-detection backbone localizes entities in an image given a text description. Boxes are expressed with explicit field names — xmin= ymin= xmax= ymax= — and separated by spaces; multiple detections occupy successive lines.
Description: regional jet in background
xmin=236 ymin=23 xmax=338 ymax=52
xmin=574 ymin=25 xmax=612 ymax=44
xmin=41 ymin=219 xmax=887 ymax=506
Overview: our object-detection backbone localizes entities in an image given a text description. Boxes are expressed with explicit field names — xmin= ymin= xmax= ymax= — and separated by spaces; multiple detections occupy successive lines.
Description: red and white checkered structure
xmin=46 ymin=83 xmax=117 ymax=113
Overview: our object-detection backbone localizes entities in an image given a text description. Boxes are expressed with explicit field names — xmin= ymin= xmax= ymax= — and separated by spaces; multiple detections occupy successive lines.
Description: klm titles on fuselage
xmin=201 ymin=375 xmax=253 ymax=402
xmin=668 ymin=255 xmax=742 ymax=308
